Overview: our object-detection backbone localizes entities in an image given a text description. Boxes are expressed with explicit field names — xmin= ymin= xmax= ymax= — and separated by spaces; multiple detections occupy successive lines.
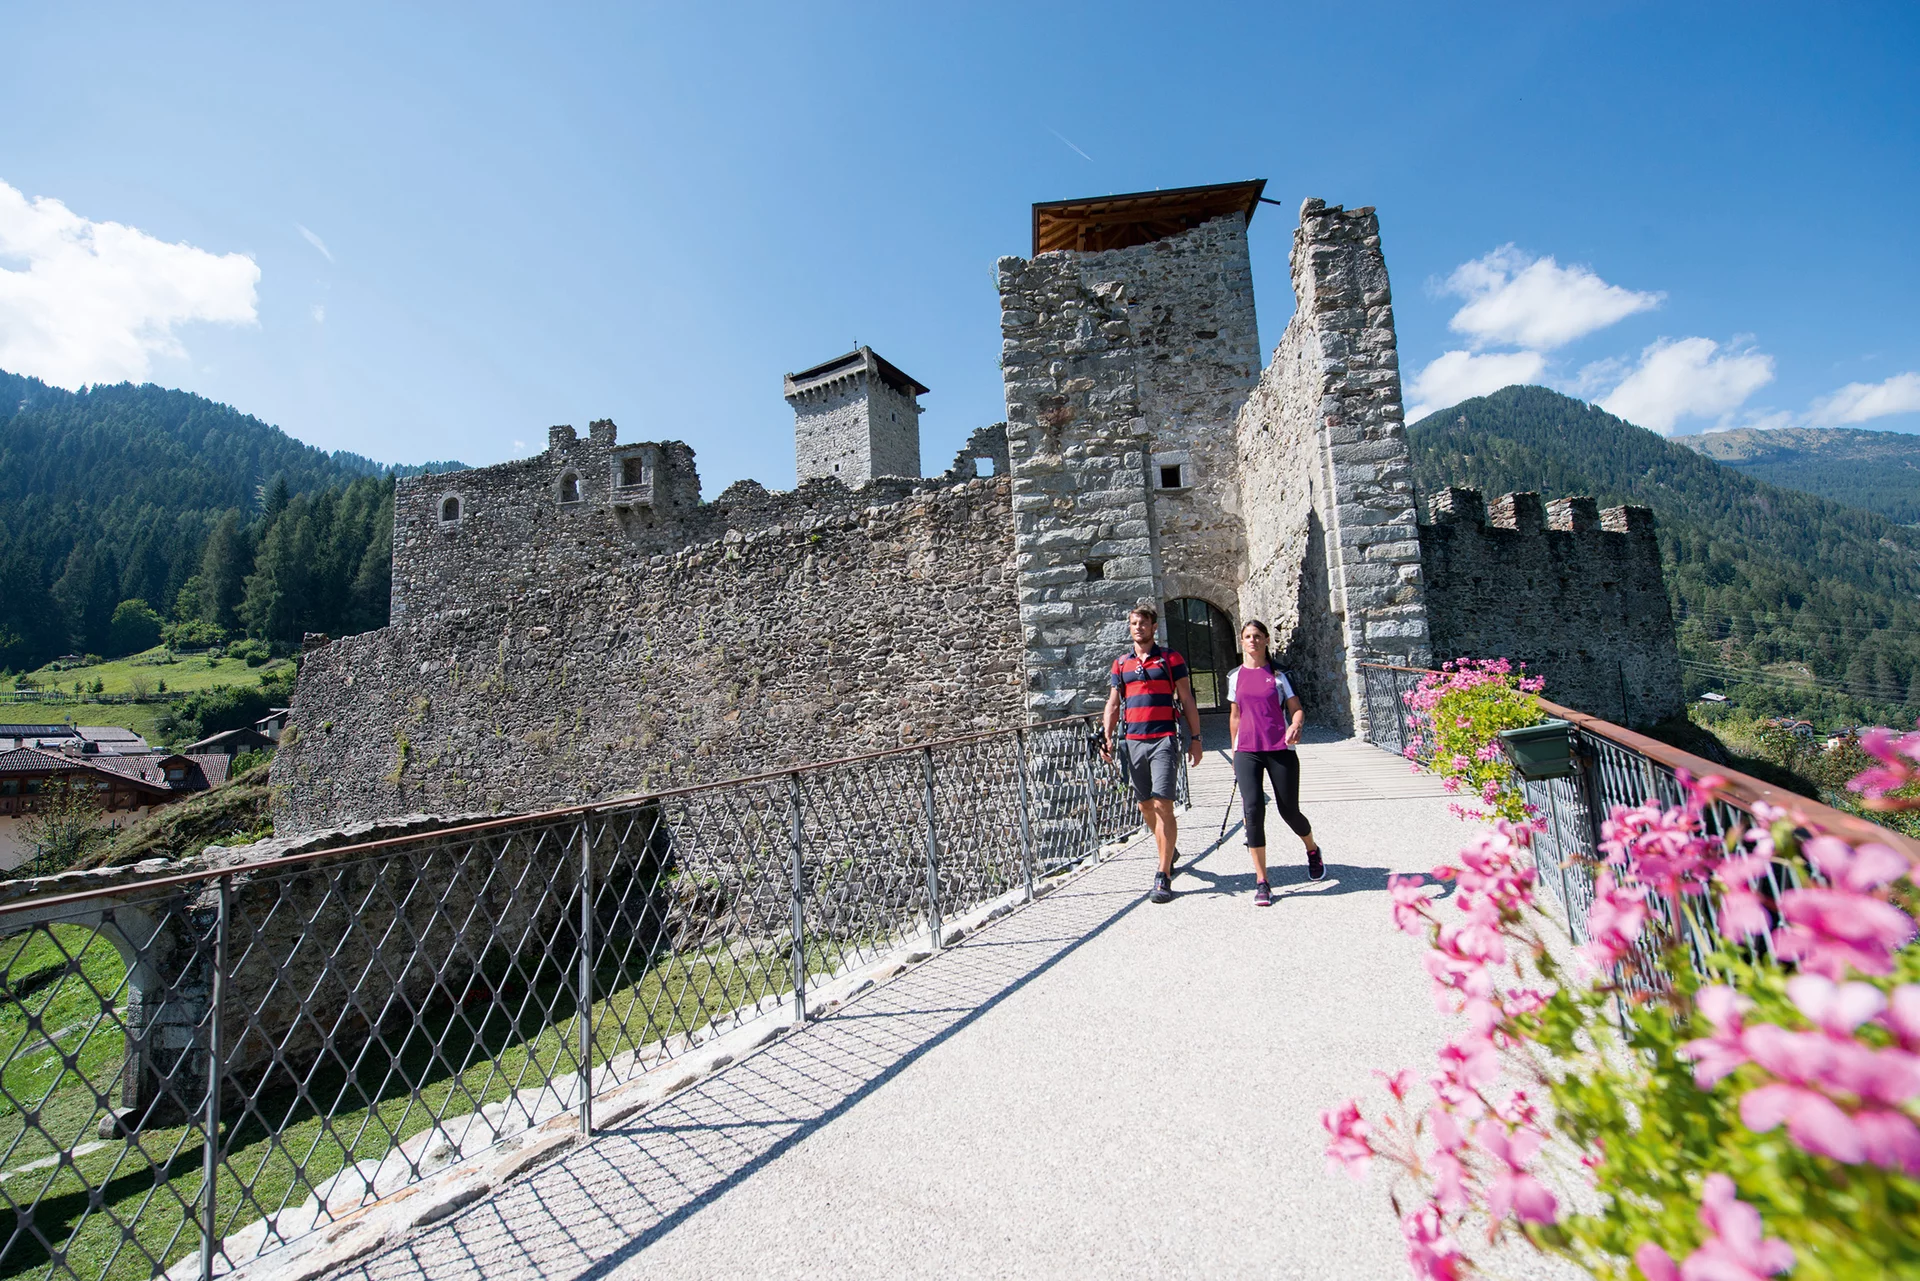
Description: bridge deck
xmin=338 ymin=739 xmax=1482 ymax=1280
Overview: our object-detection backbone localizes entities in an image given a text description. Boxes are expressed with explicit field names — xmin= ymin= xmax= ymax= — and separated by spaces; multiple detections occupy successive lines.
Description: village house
xmin=0 ymin=742 xmax=229 ymax=869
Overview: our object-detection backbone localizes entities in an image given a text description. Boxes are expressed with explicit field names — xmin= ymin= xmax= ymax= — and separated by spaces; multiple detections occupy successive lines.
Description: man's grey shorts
xmin=1120 ymin=735 xmax=1180 ymax=802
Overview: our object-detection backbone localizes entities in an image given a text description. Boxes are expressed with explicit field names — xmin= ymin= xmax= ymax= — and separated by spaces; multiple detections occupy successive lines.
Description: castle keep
xmin=277 ymin=181 xmax=1681 ymax=833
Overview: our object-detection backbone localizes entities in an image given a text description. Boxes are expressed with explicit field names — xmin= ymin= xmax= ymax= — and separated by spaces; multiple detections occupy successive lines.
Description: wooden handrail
xmin=1357 ymin=662 xmax=1920 ymax=861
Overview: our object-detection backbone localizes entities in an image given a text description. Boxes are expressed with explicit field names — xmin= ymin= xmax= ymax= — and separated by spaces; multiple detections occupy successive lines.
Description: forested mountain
xmin=0 ymin=369 xmax=464 ymax=670
xmin=1680 ymin=426 xmax=1920 ymax=525
xmin=1409 ymin=386 xmax=1920 ymax=728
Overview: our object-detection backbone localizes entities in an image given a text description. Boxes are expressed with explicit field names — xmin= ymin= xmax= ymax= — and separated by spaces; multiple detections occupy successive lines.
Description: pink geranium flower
xmin=1884 ymin=984 xmax=1920 ymax=1052
xmin=1773 ymin=888 xmax=1916 ymax=978
xmin=1321 ymin=1098 xmax=1372 ymax=1180
xmin=1679 ymin=985 xmax=1753 ymax=1087
xmin=1581 ymin=870 xmax=1649 ymax=972
xmin=1400 ymin=1205 xmax=1466 ymax=1281
xmin=1388 ymin=874 xmax=1438 ymax=935
xmin=1634 ymin=1174 xmax=1793 ymax=1280
xmin=1739 ymin=1080 xmax=1866 ymax=1164
xmin=1474 ymin=1121 xmax=1559 ymax=1224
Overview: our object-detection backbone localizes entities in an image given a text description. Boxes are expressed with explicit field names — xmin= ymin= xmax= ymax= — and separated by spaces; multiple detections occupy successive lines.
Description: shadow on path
xmin=340 ymin=846 xmax=1159 ymax=1281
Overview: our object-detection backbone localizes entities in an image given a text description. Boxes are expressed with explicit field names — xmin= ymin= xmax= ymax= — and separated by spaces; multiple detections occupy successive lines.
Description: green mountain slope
xmin=1409 ymin=386 xmax=1920 ymax=727
xmin=1679 ymin=426 xmax=1920 ymax=525
xmin=0 ymin=369 xmax=464 ymax=671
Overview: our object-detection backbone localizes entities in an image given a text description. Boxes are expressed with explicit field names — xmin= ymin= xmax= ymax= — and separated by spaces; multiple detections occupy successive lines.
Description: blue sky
xmin=2 ymin=2 xmax=1916 ymax=491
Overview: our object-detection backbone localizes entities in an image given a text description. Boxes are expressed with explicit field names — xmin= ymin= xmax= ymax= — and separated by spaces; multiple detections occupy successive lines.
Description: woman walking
xmin=1228 ymin=620 xmax=1322 ymax=906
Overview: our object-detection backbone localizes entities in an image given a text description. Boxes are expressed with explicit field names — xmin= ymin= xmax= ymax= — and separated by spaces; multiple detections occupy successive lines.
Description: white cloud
xmin=1444 ymin=245 xmax=1662 ymax=351
xmin=297 ymin=223 xmax=333 ymax=263
xmin=1808 ymin=372 xmax=1920 ymax=426
xmin=513 ymin=439 xmax=526 ymax=452
xmin=310 ymin=303 xmax=325 ymax=323
xmin=1404 ymin=349 xmax=1547 ymax=423
xmin=1599 ymin=337 xmax=1774 ymax=434
xmin=0 ymin=179 xmax=258 ymax=388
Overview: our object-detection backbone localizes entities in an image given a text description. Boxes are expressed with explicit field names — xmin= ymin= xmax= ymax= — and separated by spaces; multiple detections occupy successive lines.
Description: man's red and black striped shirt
xmin=1109 ymin=646 xmax=1189 ymax=740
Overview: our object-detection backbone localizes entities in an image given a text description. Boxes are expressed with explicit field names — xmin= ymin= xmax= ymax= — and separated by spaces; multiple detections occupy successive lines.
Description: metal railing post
xmin=1079 ymin=736 xmax=1101 ymax=852
xmin=921 ymin=748 xmax=943 ymax=949
xmin=200 ymin=874 xmax=230 ymax=1281
xmin=577 ymin=821 xmax=593 ymax=1137
xmin=788 ymin=774 xmax=806 ymax=1023
xmin=1012 ymin=731 xmax=1036 ymax=902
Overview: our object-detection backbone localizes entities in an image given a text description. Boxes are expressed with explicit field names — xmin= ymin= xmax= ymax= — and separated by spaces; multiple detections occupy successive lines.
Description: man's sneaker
xmin=1150 ymin=872 xmax=1175 ymax=904
xmin=1254 ymin=880 xmax=1272 ymax=907
xmin=1307 ymin=849 xmax=1326 ymax=881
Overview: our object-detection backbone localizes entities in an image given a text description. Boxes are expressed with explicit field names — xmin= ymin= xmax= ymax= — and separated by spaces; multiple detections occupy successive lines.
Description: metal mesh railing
xmin=0 ymin=715 xmax=1150 ymax=1281
xmin=1356 ymin=662 xmax=1920 ymax=993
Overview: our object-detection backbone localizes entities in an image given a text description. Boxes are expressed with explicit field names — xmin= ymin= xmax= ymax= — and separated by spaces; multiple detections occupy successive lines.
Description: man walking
xmin=1101 ymin=604 xmax=1205 ymax=904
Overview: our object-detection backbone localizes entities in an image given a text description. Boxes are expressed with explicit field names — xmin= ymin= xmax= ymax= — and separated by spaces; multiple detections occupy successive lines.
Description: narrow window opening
xmin=560 ymin=473 xmax=581 ymax=504
xmin=1085 ymin=560 xmax=1105 ymax=581
xmin=1159 ymin=464 xmax=1184 ymax=489
xmin=440 ymin=496 xmax=462 ymax=523
xmin=973 ymin=457 xmax=996 ymax=478
xmin=621 ymin=456 xmax=647 ymax=487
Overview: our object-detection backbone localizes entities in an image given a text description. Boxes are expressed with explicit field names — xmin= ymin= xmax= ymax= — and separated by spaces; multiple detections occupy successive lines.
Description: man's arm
xmin=1173 ymin=675 xmax=1204 ymax=765
xmin=1101 ymin=686 xmax=1122 ymax=760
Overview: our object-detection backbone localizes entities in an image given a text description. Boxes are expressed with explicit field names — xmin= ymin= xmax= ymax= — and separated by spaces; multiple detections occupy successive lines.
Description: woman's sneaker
xmin=1254 ymin=881 xmax=1272 ymax=907
xmin=1150 ymin=872 xmax=1175 ymax=904
xmin=1307 ymin=850 xmax=1325 ymax=881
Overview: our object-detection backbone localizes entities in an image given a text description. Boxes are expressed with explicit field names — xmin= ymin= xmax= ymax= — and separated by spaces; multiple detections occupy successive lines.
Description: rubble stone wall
xmin=1419 ymin=487 xmax=1683 ymax=726
xmin=279 ymin=478 xmax=1023 ymax=833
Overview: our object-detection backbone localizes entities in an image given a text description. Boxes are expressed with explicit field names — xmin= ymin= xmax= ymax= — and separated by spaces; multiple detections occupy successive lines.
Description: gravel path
xmin=339 ymin=737 xmax=1473 ymax=1281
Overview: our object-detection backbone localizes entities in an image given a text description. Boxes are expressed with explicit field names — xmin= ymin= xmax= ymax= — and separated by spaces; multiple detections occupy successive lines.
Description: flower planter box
xmin=1497 ymin=719 xmax=1575 ymax=780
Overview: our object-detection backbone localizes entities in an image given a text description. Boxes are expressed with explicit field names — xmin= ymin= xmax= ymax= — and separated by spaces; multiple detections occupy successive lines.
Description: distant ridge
xmin=1680 ymin=425 xmax=1920 ymax=525
xmin=1408 ymin=385 xmax=1920 ymax=726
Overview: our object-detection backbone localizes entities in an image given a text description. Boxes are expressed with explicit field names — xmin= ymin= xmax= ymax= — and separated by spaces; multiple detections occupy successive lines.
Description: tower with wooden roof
xmin=784 ymin=346 xmax=930 ymax=486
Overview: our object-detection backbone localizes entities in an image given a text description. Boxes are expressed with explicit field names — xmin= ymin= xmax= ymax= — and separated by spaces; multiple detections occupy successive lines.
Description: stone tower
xmin=997 ymin=180 xmax=1268 ymax=717
xmin=785 ymin=346 xmax=928 ymax=485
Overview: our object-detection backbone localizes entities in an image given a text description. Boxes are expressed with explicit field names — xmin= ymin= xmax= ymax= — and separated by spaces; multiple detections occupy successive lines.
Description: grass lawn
xmin=0 ymin=702 xmax=172 ymax=745
xmin=0 ymin=913 xmax=865 ymax=1281
xmin=16 ymin=651 xmax=292 ymax=701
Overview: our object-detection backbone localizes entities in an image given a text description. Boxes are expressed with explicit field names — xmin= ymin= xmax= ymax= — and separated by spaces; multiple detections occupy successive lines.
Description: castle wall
xmin=277 ymin=478 xmax=1022 ymax=833
xmin=1419 ymin=488 xmax=1683 ymax=727
xmin=996 ymin=215 xmax=1261 ymax=718
xmin=1235 ymin=201 xmax=1429 ymax=733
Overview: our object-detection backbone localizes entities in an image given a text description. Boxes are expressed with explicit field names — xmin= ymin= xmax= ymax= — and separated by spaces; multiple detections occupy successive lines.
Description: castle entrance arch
xmin=1165 ymin=598 xmax=1235 ymax=711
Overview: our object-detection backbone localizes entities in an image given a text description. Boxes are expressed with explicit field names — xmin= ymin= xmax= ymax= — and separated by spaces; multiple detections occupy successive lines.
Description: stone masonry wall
xmin=997 ymin=215 xmax=1261 ymax=718
xmin=997 ymin=251 xmax=1156 ymax=718
xmin=1419 ymin=487 xmax=1683 ymax=727
xmin=392 ymin=420 xmax=972 ymax=625
xmin=1083 ymin=216 xmax=1262 ymax=620
xmin=1235 ymin=200 xmax=1429 ymax=733
xmin=277 ymin=478 xmax=1022 ymax=833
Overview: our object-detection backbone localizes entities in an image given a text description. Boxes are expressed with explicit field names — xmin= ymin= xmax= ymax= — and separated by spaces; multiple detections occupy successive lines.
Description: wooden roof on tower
xmin=1031 ymin=179 xmax=1267 ymax=255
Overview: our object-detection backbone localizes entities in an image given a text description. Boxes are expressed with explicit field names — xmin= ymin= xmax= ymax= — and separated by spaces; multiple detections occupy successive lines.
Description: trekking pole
xmin=1219 ymin=775 xmax=1238 ymax=838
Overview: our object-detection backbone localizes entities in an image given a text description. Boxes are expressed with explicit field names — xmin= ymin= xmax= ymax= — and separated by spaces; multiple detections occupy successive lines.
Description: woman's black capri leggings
xmin=1233 ymin=749 xmax=1313 ymax=848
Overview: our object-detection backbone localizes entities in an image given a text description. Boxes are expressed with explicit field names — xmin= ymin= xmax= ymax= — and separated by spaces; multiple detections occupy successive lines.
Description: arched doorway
xmin=1165 ymin=598 xmax=1236 ymax=711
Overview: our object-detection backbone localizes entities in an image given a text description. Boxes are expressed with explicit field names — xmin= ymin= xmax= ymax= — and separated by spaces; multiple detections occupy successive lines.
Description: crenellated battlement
xmin=1424 ymin=487 xmax=1656 ymax=539
xmin=1418 ymin=488 xmax=1680 ymax=725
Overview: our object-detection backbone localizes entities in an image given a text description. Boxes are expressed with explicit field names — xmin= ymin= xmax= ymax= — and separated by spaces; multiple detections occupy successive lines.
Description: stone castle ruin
xmin=277 ymin=180 xmax=1680 ymax=833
